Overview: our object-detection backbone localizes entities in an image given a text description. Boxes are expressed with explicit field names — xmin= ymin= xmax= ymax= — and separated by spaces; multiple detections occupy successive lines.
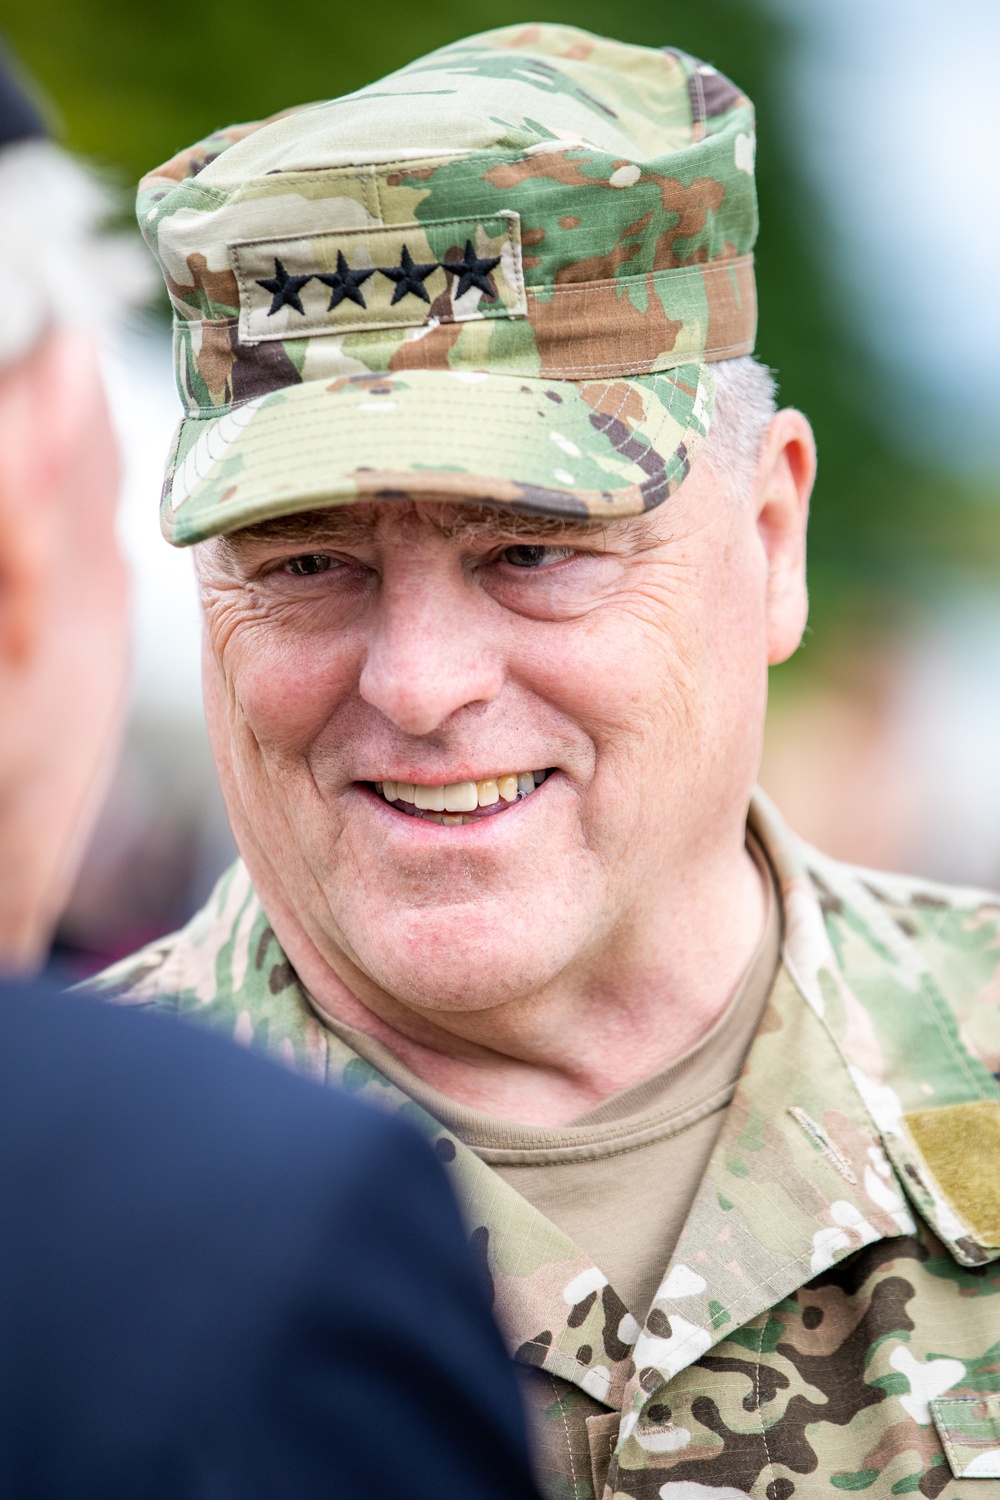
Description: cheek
xmin=506 ymin=609 xmax=679 ymax=779
xmin=704 ymin=543 xmax=771 ymax=695
xmin=676 ymin=546 xmax=771 ymax=798
xmin=510 ymin=554 xmax=768 ymax=780
xmin=208 ymin=618 xmax=360 ymax=756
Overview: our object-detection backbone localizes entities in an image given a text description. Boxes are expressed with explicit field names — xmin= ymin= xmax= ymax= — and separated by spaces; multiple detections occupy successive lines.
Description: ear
xmin=0 ymin=331 xmax=110 ymax=665
xmin=752 ymin=408 xmax=816 ymax=665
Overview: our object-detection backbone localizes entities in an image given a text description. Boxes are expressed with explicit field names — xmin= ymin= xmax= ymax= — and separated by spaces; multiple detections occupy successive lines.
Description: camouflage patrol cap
xmin=140 ymin=24 xmax=758 ymax=545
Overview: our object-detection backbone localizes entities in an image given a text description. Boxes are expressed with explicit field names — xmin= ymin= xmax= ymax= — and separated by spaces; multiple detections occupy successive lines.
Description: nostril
xmin=358 ymin=643 xmax=504 ymax=737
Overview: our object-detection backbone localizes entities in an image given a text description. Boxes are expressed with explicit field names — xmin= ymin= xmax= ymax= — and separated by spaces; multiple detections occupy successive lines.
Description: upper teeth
xmin=377 ymin=771 xmax=545 ymax=813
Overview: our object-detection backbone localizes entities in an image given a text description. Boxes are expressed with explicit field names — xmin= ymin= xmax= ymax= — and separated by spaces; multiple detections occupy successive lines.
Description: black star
xmin=316 ymin=251 xmax=375 ymax=310
xmin=441 ymin=241 xmax=501 ymax=300
xmin=255 ymin=258 xmax=312 ymax=316
xmin=379 ymin=244 xmax=439 ymax=305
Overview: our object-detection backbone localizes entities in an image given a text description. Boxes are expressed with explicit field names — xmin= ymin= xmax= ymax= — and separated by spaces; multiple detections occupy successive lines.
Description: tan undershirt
xmin=317 ymin=836 xmax=781 ymax=1323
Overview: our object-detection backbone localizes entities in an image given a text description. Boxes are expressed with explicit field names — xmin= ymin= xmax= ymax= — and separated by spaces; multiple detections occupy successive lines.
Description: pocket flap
xmin=930 ymin=1394 xmax=1000 ymax=1478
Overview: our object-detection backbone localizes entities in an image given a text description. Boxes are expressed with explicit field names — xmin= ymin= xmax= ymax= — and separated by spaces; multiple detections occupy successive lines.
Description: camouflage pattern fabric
xmin=929 ymin=1395 xmax=1000 ymax=1479
xmin=136 ymin=24 xmax=757 ymax=543
xmin=91 ymin=789 xmax=1000 ymax=1499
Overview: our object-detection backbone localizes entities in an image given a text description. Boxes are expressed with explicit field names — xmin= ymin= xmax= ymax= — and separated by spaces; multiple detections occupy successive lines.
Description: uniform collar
xmin=124 ymin=791 xmax=1000 ymax=1416
xmin=752 ymin=787 xmax=1000 ymax=1272
xmin=609 ymin=789 xmax=1000 ymax=1460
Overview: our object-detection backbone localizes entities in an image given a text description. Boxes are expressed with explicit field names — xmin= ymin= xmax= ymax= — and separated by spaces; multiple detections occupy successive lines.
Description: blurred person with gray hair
xmin=0 ymin=47 xmax=541 ymax=1500
xmin=0 ymin=49 xmax=148 ymax=970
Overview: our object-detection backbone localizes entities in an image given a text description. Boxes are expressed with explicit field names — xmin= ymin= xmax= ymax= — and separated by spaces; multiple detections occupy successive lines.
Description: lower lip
xmin=360 ymin=776 xmax=553 ymax=831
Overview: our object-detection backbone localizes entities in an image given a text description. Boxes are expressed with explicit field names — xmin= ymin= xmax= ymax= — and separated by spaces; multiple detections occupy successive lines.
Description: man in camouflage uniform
xmin=98 ymin=25 xmax=1000 ymax=1499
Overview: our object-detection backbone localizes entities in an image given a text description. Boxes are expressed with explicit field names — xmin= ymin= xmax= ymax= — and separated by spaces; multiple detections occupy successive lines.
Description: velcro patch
xmin=904 ymin=1100 xmax=1000 ymax=1249
xmin=230 ymin=213 xmax=525 ymax=344
xmin=931 ymin=1394 xmax=1000 ymax=1478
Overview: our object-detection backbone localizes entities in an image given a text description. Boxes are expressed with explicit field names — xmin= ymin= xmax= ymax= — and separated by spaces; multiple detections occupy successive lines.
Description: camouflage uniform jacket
xmin=93 ymin=790 xmax=1000 ymax=1500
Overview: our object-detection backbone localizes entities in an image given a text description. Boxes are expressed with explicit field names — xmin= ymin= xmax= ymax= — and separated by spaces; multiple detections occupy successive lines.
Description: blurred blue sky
xmin=769 ymin=0 xmax=1000 ymax=475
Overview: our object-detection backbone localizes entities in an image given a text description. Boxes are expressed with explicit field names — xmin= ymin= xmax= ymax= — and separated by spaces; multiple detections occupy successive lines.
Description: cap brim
xmin=161 ymin=365 xmax=714 ymax=545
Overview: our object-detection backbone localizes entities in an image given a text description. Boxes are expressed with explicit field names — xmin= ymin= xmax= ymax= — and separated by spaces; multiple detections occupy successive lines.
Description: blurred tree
xmin=3 ymin=0 xmax=995 ymax=642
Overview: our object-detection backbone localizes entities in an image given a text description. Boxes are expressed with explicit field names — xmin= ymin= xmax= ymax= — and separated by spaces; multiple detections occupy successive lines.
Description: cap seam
xmin=526 ymin=254 xmax=753 ymax=298
xmin=226 ymin=209 xmax=517 ymax=253
xmin=169 ymin=250 xmax=755 ymax=331
xmin=239 ymin=142 xmax=677 ymax=184
xmin=166 ymin=471 xmax=680 ymax=525
xmin=176 ymin=364 xmax=714 ymax=419
xmin=373 ymin=132 xmax=742 ymax=182
xmin=153 ymin=179 xmax=228 ymax=211
xmin=249 ymin=152 xmax=474 ymax=177
xmin=171 ymin=434 xmax=679 ymax=459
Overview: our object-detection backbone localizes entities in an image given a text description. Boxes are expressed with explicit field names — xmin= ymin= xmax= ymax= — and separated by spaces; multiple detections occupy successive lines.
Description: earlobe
xmin=755 ymin=408 xmax=816 ymax=666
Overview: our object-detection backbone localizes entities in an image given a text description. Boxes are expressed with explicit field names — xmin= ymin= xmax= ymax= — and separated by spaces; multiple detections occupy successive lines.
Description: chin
xmin=344 ymin=904 xmax=577 ymax=1013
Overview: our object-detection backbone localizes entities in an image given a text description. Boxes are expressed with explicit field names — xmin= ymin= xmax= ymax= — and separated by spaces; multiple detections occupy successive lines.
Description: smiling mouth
xmin=370 ymin=770 xmax=551 ymax=825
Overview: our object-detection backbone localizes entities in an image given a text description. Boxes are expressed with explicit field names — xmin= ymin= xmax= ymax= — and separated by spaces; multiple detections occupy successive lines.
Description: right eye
xmin=500 ymin=544 xmax=574 ymax=569
xmin=285 ymin=553 xmax=334 ymax=576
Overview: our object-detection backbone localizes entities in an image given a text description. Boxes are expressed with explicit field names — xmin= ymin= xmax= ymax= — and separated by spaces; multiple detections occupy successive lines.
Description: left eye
xmin=500 ymin=545 xmax=573 ymax=569
xmin=285 ymin=554 xmax=334 ymax=576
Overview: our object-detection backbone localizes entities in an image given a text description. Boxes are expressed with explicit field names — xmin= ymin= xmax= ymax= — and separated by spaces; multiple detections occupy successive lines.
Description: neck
xmin=258 ymin=834 xmax=768 ymax=1127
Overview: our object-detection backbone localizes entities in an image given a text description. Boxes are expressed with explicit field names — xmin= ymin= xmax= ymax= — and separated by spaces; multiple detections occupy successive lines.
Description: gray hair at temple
xmin=705 ymin=356 xmax=779 ymax=504
xmin=0 ymin=50 xmax=152 ymax=368
xmin=0 ymin=139 xmax=154 ymax=369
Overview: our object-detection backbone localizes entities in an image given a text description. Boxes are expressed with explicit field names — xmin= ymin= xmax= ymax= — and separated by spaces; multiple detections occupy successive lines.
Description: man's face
xmin=197 ymin=443 xmax=804 ymax=1015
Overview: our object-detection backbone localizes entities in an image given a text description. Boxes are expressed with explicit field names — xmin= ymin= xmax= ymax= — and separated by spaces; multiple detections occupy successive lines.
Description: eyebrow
xmin=213 ymin=503 xmax=618 ymax=562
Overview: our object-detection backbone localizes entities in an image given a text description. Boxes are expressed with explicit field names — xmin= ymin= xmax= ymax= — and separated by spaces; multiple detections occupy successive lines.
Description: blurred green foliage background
xmin=3 ymin=0 xmax=996 ymax=653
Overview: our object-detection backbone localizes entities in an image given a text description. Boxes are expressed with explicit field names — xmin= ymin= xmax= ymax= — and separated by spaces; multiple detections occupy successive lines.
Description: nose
xmin=358 ymin=561 xmax=504 ymax=737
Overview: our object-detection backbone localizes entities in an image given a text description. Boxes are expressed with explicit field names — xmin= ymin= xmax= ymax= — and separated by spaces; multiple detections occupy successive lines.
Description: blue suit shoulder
xmin=0 ymin=980 xmax=539 ymax=1500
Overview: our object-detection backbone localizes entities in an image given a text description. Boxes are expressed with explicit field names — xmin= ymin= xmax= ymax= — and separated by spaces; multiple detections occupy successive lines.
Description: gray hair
xmin=0 ymin=138 xmax=154 ymax=369
xmin=702 ymin=354 xmax=778 ymax=501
